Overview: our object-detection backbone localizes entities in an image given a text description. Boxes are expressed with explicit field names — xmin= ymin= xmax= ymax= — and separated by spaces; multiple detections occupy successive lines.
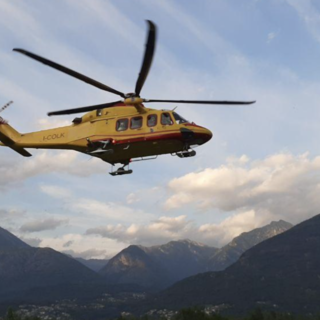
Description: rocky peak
xmin=208 ymin=219 xmax=293 ymax=271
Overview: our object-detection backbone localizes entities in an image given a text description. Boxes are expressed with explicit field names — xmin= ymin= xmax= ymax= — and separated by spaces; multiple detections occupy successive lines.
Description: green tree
xmin=5 ymin=308 xmax=18 ymax=320
xmin=247 ymin=308 xmax=264 ymax=320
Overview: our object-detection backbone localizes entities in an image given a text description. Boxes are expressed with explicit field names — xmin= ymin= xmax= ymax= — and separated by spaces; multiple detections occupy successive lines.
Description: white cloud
xmin=126 ymin=192 xmax=140 ymax=204
xmin=286 ymin=0 xmax=320 ymax=42
xmin=40 ymin=185 xmax=72 ymax=199
xmin=39 ymin=233 xmax=124 ymax=259
xmin=85 ymin=212 xmax=276 ymax=247
xmin=20 ymin=218 xmax=68 ymax=233
xmin=20 ymin=237 xmax=42 ymax=247
xmin=153 ymin=0 xmax=236 ymax=60
xmin=0 ymin=77 xmax=53 ymax=124
xmin=36 ymin=118 xmax=71 ymax=130
xmin=198 ymin=210 xmax=267 ymax=246
xmin=63 ymin=240 xmax=74 ymax=248
xmin=0 ymin=151 xmax=108 ymax=189
xmin=0 ymin=208 xmax=25 ymax=221
xmin=267 ymin=32 xmax=277 ymax=43
xmin=70 ymin=0 xmax=142 ymax=50
xmin=165 ymin=152 xmax=320 ymax=224
xmin=86 ymin=215 xmax=195 ymax=246
xmin=39 ymin=184 xmax=154 ymax=225
xmin=0 ymin=1 xmax=39 ymax=40
xmin=63 ymin=248 xmax=107 ymax=260
xmin=70 ymin=199 xmax=153 ymax=223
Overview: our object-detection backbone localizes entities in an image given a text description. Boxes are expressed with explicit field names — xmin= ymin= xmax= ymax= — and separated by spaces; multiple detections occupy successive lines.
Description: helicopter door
xmin=147 ymin=114 xmax=157 ymax=133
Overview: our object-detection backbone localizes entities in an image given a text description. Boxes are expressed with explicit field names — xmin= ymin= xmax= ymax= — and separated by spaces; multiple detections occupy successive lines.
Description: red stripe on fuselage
xmin=90 ymin=130 xmax=182 ymax=145
xmin=90 ymin=130 xmax=210 ymax=146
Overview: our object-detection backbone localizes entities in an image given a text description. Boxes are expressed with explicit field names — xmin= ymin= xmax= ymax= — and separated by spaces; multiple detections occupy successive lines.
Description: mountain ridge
xmin=146 ymin=214 xmax=320 ymax=314
xmin=99 ymin=220 xmax=292 ymax=289
xmin=208 ymin=219 xmax=293 ymax=271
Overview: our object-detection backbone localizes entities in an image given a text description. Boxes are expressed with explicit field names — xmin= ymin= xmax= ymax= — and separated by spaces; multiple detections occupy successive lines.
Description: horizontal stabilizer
xmin=9 ymin=145 xmax=32 ymax=157
xmin=0 ymin=130 xmax=14 ymax=145
xmin=0 ymin=130 xmax=32 ymax=157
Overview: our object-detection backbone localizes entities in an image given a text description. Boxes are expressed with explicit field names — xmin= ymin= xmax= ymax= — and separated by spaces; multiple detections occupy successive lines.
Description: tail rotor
xmin=0 ymin=101 xmax=13 ymax=124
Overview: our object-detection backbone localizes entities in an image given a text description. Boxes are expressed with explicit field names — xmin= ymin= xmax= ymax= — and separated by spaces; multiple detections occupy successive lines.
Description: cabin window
xmin=161 ymin=112 xmax=173 ymax=125
xmin=173 ymin=112 xmax=188 ymax=124
xmin=131 ymin=117 xmax=143 ymax=129
xmin=116 ymin=118 xmax=128 ymax=131
xmin=147 ymin=114 xmax=157 ymax=127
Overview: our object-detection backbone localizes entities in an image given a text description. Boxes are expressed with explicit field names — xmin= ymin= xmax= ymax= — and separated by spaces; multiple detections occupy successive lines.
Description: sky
xmin=1 ymin=0 xmax=320 ymax=259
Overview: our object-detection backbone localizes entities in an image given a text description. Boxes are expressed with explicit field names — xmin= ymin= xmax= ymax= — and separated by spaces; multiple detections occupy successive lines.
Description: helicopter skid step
xmin=109 ymin=168 xmax=133 ymax=176
xmin=176 ymin=150 xmax=196 ymax=158
xmin=89 ymin=148 xmax=114 ymax=155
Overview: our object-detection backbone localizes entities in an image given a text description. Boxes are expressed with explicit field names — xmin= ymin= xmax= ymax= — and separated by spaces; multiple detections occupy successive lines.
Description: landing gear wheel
xmin=109 ymin=163 xmax=133 ymax=176
xmin=110 ymin=168 xmax=133 ymax=176
xmin=176 ymin=150 xmax=196 ymax=158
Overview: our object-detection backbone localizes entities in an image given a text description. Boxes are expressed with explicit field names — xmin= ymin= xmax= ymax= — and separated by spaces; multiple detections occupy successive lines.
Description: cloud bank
xmin=86 ymin=152 xmax=320 ymax=247
xmin=20 ymin=218 xmax=68 ymax=233
xmin=0 ymin=151 xmax=107 ymax=189
xmin=165 ymin=153 xmax=320 ymax=224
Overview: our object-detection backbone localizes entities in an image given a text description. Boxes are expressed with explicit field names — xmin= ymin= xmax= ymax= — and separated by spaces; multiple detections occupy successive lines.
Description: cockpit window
xmin=161 ymin=113 xmax=173 ymax=125
xmin=173 ymin=112 xmax=188 ymax=124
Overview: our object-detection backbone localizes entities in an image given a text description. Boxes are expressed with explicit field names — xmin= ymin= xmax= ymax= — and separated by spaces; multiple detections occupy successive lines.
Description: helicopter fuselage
xmin=0 ymin=104 xmax=212 ymax=165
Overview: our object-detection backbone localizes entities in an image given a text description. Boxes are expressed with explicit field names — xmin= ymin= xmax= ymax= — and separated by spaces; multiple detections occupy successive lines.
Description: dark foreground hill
xmin=0 ymin=227 xmax=30 ymax=250
xmin=0 ymin=247 xmax=102 ymax=297
xmin=146 ymin=214 xmax=320 ymax=315
xmin=0 ymin=228 xmax=101 ymax=300
xmin=209 ymin=220 xmax=292 ymax=271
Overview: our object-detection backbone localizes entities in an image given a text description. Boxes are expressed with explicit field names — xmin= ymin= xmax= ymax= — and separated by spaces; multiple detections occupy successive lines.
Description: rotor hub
xmin=124 ymin=92 xmax=137 ymax=98
xmin=124 ymin=97 xmax=144 ymax=105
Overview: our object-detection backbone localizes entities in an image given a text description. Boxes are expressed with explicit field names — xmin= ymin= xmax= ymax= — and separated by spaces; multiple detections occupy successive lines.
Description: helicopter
xmin=0 ymin=21 xmax=255 ymax=176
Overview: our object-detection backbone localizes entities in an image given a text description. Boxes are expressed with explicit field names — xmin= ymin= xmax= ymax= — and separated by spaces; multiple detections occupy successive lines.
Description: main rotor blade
xmin=135 ymin=20 xmax=157 ymax=97
xmin=143 ymin=99 xmax=256 ymax=105
xmin=47 ymin=100 xmax=122 ymax=116
xmin=13 ymin=49 xmax=126 ymax=98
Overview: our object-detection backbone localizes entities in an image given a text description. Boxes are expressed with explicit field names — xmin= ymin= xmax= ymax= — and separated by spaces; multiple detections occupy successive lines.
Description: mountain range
xmin=2 ymin=214 xmax=320 ymax=316
xmin=99 ymin=220 xmax=292 ymax=289
xmin=146 ymin=214 xmax=320 ymax=315
xmin=0 ymin=219 xmax=293 ymax=309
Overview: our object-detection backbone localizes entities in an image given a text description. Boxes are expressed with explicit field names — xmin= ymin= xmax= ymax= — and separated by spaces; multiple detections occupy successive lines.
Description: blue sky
xmin=1 ymin=0 xmax=320 ymax=258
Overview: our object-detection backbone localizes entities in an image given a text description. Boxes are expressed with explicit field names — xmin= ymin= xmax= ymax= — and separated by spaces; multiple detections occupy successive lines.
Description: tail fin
xmin=0 ymin=118 xmax=32 ymax=157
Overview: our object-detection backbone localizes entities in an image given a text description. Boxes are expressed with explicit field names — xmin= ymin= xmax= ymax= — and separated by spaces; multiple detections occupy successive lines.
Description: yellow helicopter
xmin=0 ymin=21 xmax=255 ymax=176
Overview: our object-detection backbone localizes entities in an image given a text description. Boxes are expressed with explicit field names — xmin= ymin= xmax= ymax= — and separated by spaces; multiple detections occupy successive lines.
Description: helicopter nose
xmin=203 ymin=128 xmax=213 ymax=143
xmin=180 ymin=127 xmax=212 ymax=145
